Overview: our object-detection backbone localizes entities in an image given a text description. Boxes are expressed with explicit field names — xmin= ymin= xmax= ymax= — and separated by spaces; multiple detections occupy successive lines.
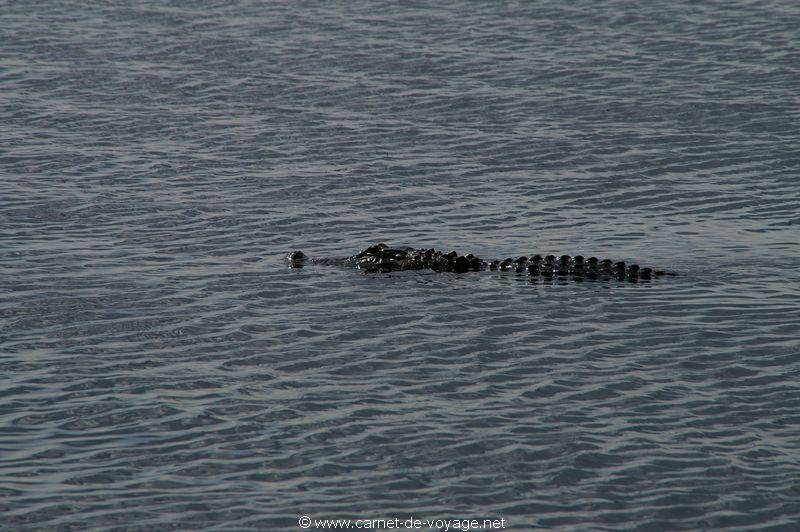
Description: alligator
xmin=286 ymin=243 xmax=676 ymax=281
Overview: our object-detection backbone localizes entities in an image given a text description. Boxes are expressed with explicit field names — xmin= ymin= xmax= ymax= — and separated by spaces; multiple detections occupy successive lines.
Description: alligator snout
xmin=286 ymin=250 xmax=307 ymax=267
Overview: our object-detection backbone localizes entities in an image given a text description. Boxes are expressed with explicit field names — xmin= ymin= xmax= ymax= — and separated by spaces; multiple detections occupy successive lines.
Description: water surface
xmin=2 ymin=1 xmax=800 ymax=529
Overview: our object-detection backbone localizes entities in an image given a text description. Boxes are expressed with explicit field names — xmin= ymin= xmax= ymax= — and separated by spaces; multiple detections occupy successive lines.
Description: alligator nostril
xmin=286 ymin=250 xmax=307 ymax=268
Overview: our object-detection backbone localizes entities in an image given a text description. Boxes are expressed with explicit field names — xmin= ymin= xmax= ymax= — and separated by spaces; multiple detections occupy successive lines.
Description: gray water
xmin=2 ymin=1 xmax=800 ymax=530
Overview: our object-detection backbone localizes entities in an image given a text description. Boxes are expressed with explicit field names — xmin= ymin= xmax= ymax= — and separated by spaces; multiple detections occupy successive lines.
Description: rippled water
xmin=3 ymin=1 xmax=800 ymax=529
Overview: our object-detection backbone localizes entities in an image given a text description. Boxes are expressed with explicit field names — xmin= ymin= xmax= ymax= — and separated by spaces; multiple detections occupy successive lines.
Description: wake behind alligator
xmin=287 ymin=243 xmax=676 ymax=281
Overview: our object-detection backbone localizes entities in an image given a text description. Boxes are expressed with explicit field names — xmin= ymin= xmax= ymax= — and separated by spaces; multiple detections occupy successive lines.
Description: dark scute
xmin=453 ymin=256 xmax=470 ymax=273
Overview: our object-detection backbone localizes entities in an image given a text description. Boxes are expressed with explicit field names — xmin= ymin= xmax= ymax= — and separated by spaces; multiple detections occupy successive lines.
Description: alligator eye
xmin=362 ymin=243 xmax=387 ymax=254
